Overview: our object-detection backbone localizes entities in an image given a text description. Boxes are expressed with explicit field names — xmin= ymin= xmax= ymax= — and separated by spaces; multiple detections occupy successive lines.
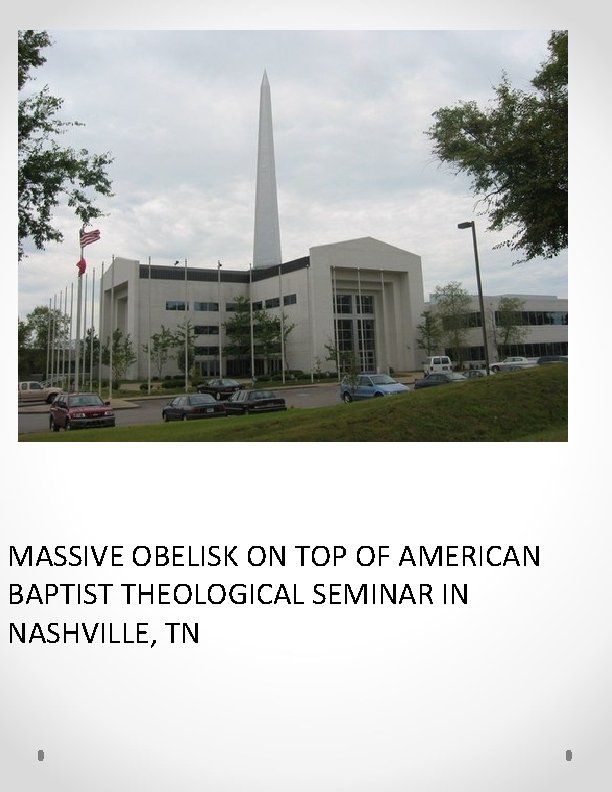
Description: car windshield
xmin=369 ymin=375 xmax=396 ymax=385
xmin=189 ymin=395 xmax=215 ymax=404
xmin=69 ymin=395 xmax=104 ymax=407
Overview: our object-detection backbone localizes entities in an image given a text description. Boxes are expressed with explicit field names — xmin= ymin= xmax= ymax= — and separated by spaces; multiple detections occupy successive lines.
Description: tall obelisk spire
xmin=253 ymin=71 xmax=282 ymax=269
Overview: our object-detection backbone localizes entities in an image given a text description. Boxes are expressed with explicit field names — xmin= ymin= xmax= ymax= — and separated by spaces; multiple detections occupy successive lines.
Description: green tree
xmin=416 ymin=310 xmax=444 ymax=356
xmin=101 ymin=328 xmax=136 ymax=388
xmin=223 ymin=296 xmax=252 ymax=361
xmin=142 ymin=325 xmax=175 ymax=380
xmin=20 ymin=304 xmax=69 ymax=349
xmin=172 ymin=321 xmax=196 ymax=378
xmin=427 ymin=31 xmax=567 ymax=262
xmin=494 ymin=296 xmax=528 ymax=355
xmin=18 ymin=30 xmax=113 ymax=260
xmin=432 ymin=282 xmax=472 ymax=367
xmin=254 ymin=309 xmax=295 ymax=374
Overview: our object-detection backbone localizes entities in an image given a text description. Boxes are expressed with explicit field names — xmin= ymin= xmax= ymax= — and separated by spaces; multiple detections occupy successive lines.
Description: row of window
xmin=335 ymin=295 xmax=374 ymax=315
xmin=441 ymin=310 xmax=569 ymax=329
xmin=165 ymin=295 xmax=297 ymax=312
xmin=444 ymin=342 xmax=569 ymax=361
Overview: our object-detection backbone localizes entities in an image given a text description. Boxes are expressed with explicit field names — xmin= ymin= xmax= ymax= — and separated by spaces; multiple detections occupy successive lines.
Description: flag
xmin=80 ymin=228 xmax=100 ymax=248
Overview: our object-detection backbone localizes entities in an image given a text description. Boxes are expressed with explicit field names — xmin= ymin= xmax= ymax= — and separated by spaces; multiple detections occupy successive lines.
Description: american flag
xmin=79 ymin=228 xmax=101 ymax=248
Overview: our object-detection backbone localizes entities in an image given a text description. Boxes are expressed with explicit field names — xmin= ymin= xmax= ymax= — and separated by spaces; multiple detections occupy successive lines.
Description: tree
xmin=223 ymin=296 xmax=252 ymax=361
xmin=427 ymin=31 xmax=567 ymax=262
xmin=494 ymin=296 xmax=528 ymax=356
xmin=254 ymin=309 xmax=295 ymax=375
xmin=415 ymin=310 xmax=444 ymax=356
xmin=101 ymin=328 xmax=136 ymax=388
xmin=432 ymin=282 xmax=471 ymax=367
xmin=20 ymin=304 xmax=69 ymax=349
xmin=18 ymin=30 xmax=113 ymax=260
xmin=142 ymin=325 xmax=175 ymax=380
xmin=172 ymin=321 xmax=197 ymax=378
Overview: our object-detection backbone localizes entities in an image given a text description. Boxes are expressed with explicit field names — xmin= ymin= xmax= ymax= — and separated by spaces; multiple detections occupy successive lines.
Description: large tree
xmin=432 ymin=282 xmax=472 ymax=366
xmin=427 ymin=31 xmax=567 ymax=262
xmin=494 ymin=296 xmax=528 ymax=355
xmin=18 ymin=30 xmax=113 ymax=260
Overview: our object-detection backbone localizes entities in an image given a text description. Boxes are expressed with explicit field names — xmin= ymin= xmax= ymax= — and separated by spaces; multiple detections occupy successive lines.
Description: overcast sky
xmin=16 ymin=28 xmax=569 ymax=319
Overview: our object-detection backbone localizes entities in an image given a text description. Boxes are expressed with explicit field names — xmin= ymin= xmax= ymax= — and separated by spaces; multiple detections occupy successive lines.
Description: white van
xmin=423 ymin=356 xmax=453 ymax=375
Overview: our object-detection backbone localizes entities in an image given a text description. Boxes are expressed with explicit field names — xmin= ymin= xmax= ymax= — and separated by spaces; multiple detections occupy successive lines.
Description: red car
xmin=196 ymin=378 xmax=243 ymax=400
xmin=49 ymin=393 xmax=115 ymax=431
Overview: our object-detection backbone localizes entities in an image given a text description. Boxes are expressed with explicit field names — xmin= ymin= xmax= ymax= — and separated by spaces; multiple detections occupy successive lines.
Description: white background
xmin=4 ymin=1 xmax=612 ymax=790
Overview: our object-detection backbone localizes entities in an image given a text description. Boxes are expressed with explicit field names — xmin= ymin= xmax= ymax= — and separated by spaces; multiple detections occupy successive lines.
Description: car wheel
xmin=343 ymin=392 xmax=352 ymax=403
xmin=163 ymin=412 xmax=169 ymax=422
xmin=64 ymin=419 xmax=71 ymax=431
xmin=182 ymin=413 xmax=188 ymax=421
xmin=50 ymin=418 xmax=59 ymax=432
xmin=374 ymin=392 xmax=383 ymax=397
xmin=244 ymin=407 xmax=250 ymax=415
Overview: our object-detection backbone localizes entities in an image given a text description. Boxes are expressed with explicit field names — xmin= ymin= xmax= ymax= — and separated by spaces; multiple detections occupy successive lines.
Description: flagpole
xmin=147 ymin=256 xmax=151 ymax=395
xmin=68 ymin=284 xmax=74 ymax=391
xmin=75 ymin=236 xmax=84 ymax=392
xmin=184 ymin=257 xmax=188 ymax=393
xmin=56 ymin=290 xmax=63 ymax=385
xmin=62 ymin=286 xmax=68 ymax=384
xmin=46 ymin=298 xmax=52 ymax=380
xmin=217 ymin=261 xmax=223 ymax=378
xmin=278 ymin=263 xmax=285 ymax=383
xmin=109 ymin=255 xmax=114 ymax=401
xmin=50 ymin=294 xmax=56 ymax=384
xmin=89 ymin=268 xmax=96 ymax=392
xmin=249 ymin=263 xmax=255 ymax=383
xmin=98 ymin=262 xmax=105 ymax=396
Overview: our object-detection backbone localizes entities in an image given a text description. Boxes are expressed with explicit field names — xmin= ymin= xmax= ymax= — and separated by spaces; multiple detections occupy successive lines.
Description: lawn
xmin=20 ymin=364 xmax=567 ymax=442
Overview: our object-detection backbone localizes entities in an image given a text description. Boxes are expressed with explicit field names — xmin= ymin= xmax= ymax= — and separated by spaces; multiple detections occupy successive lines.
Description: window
xmin=193 ymin=301 xmax=219 ymax=312
xmin=356 ymin=295 xmax=374 ymax=314
xmin=283 ymin=294 xmax=297 ymax=306
xmin=225 ymin=302 xmax=238 ymax=312
xmin=335 ymin=319 xmax=353 ymax=352
xmin=195 ymin=346 xmax=221 ymax=356
xmin=166 ymin=300 xmax=187 ymax=311
xmin=335 ymin=295 xmax=352 ymax=314
xmin=193 ymin=325 xmax=219 ymax=335
xmin=252 ymin=301 xmax=263 ymax=311
xmin=265 ymin=297 xmax=280 ymax=309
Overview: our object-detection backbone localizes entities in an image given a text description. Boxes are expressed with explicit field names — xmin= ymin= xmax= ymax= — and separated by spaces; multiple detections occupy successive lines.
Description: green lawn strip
xmin=21 ymin=365 xmax=567 ymax=443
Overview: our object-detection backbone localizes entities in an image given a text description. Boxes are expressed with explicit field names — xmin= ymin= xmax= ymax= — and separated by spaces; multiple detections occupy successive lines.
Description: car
xmin=49 ymin=393 xmax=115 ymax=431
xmin=413 ymin=372 xmax=467 ymax=389
xmin=536 ymin=355 xmax=568 ymax=365
xmin=162 ymin=394 xmax=227 ymax=422
xmin=18 ymin=380 xmax=63 ymax=404
xmin=463 ymin=369 xmax=494 ymax=379
xmin=224 ymin=389 xmax=287 ymax=415
xmin=196 ymin=378 xmax=243 ymax=400
xmin=340 ymin=373 xmax=410 ymax=403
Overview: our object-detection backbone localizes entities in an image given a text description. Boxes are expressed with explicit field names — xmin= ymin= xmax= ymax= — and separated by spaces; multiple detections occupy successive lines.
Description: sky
xmin=16 ymin=28 xmax=569 ymax=321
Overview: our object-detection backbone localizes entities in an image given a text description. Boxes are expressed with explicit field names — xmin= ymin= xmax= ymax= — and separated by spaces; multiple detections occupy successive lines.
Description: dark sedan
xmin=49 ymin=393 xmax=115 ymax=431
xmin=196 ymin=378 xmax=243 ymax=400
xmin=162 ymin=394 xmax=227 ymax=422
xmin=414 ymin=372 xmax=467 ymax=390
xmin=224 ymin=389 xmax=287 ymax=415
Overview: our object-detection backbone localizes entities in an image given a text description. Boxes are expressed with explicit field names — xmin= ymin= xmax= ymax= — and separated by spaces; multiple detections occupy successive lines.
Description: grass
xmin=20 ymin=364 xmax=567 ymax=443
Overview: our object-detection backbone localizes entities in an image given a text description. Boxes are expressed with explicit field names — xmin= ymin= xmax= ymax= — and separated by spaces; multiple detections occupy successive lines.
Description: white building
xmin=425 ymin=293 xmax=568 ymax=368
xmin=99 ymin=236 xmax=426 ymax=380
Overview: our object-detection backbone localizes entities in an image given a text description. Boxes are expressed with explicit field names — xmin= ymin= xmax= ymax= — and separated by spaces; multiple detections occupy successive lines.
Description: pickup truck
xmin=18 ymin=381 xmax=63 ymax=404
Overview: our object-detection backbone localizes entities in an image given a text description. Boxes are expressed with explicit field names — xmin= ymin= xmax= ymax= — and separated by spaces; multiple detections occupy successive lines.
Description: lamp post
xmin=458 ymin=221 xmax=490 ymax=374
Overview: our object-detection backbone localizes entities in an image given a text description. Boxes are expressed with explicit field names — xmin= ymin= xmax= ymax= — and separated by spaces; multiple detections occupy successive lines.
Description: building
xmin=99 ymin=237 xmax=426 ymax=380
xmin=424 ymin=293 xmax=568 ymax=368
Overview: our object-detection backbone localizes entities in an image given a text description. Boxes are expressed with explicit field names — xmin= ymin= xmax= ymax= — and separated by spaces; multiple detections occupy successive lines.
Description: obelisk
xmin=253 ymin=71 xmax=282 ymax=269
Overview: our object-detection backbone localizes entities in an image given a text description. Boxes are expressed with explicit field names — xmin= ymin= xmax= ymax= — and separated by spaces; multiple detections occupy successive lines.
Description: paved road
xmin=18 ymin=383 xmax=343 ymax=436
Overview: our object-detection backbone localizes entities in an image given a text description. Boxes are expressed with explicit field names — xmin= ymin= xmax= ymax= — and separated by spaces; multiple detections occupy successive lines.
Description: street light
xmin=458 ymin=221 xmax=490 ymax=374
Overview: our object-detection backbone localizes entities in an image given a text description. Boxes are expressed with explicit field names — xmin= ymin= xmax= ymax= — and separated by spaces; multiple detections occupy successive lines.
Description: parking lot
xmin=17 ymin=383 xmax=345 ymax=436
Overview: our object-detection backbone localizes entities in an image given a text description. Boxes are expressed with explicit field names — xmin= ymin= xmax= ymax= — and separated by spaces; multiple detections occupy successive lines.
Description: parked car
xmin=162 ymin=394 xmax=227 ymax=422
xmin=196 ymin=378 xmax=243 ymax=400
xmin=340 ymin=373 xmax=410 ymax=403
xmin=19 ymin=380 xmax=63 ymax=404
xmin=49 ymin=393 xmax=115 ymax=431
xmin=463 ymin=369 xmax=494 ymax=379
xmin=490 ymin=356 xmax=534 ymax=373
xmin=414 ymin=372 xmax=467 ymax=390
xmin=224 ymin=389 xmax=287 ymax=415
xmin=536 ymin=355 xmax=568 ymax=365
xmin=423 ymin=356 xmax=453 ymax=375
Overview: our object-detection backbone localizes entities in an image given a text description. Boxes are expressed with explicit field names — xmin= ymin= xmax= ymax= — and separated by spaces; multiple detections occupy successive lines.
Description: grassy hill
xmin=21 ymin=364 xmax=567 ymax=442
